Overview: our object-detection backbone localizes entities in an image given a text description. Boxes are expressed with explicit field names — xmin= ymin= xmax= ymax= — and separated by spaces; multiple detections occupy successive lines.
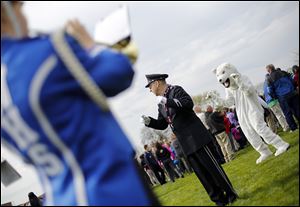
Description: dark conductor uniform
xmin=143 ymin=74 xmax=238 ymax=206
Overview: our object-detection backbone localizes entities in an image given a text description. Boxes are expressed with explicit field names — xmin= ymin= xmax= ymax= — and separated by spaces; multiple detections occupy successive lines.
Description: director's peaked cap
xmin=145 ymin=74 xmax=169 ymax=88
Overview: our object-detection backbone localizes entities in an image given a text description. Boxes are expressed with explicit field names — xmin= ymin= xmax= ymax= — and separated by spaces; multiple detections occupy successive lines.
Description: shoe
xmin=256 ymin=151 xmax=272 ymax=164
xmin=225 ymin=191 xmax=238 ymax=204
xmin=160 ymin=181 xmax=167 ymax=185
xmin=215 ymin=202 xmax=227 ymax=206
xmin=227 ymin=194 xmax=237 ymax=204
xmin=275 ymin=143 xmax=290 ymax=156
xmin=228 ymin=156 xmax=235 ymax=162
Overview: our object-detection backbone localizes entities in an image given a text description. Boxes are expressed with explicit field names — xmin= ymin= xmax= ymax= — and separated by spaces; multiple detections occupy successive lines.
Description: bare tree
xmin=193 ymin=90 xmax=221 ymax=109
xmin=140 ymin=127 xmax=158 ymax=146
xmin=140 ymin=125 xmax=174 ymax=146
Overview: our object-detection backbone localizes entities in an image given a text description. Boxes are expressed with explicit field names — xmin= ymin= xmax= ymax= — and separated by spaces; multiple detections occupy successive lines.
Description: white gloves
xmin=140 ymin=115 xmax=151 ymax=125
xmin=230 ymin=73 xmax=241 ymax=80
xmin=156 ymin=96 xmax=167 ymax=105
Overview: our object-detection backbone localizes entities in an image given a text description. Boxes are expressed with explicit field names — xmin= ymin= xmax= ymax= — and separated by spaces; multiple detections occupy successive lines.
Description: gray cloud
xmin=108 ymin=2 xmax=299 ymax=150
xmin=22 ymin=1 xmax=299 ymax=150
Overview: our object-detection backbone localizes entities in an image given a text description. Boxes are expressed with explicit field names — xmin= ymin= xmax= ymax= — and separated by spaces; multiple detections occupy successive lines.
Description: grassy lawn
xmin=153 ymin=130 xmax=299 ymax=206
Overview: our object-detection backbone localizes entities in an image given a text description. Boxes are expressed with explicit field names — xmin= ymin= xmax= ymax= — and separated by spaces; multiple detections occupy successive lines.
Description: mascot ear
xmin=212 ymin=68 xmax=217 ymax=74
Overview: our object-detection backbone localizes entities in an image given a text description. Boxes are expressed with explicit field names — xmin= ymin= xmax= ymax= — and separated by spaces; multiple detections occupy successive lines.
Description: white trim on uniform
xmin=173 ymin=99 xmax=182 ymax=107
xmin=204 ymin=145 xmax=237 ymax=195
xmin=89 ymin=45 xmax=107 ymax=58
xmin=29 ymin=55 xmax=88 ymax=205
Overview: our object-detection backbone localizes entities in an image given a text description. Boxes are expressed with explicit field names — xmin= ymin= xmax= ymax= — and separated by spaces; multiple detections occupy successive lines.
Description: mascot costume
xmin=212 ymin=63 xmax=289 ymax=164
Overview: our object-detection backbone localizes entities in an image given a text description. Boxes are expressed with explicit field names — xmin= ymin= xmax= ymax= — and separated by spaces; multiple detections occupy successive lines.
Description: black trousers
xmin=187 ymin=144 xmax=237 ymax=204
xmin=278 ymin=93 xmax=299 ymax=130
xmin=150 ymin=165 xmax=166 ymax=185
xmin=162 ymin=159 xmax=181 ymax=181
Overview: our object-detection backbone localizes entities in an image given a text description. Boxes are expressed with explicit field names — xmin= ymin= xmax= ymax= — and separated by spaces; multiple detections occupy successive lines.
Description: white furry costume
xmin=213 ymin=63 xmax=289 ymax=164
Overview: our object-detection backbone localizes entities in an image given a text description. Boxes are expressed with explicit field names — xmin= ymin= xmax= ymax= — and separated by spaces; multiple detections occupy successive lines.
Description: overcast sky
xmin=24 ymin=1 xmax=298 ymax=151
xmin=1 ymin=1 xmax=299 ymax=204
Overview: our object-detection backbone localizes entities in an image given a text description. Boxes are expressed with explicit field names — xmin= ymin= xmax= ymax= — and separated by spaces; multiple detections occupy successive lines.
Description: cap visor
xmin=145 ymin=80 xmax=155 ymax=88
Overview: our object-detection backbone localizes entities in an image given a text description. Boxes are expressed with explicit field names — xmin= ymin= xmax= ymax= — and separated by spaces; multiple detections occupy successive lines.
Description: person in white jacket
xmin=212 ymin=63 xmax=290 ymax=164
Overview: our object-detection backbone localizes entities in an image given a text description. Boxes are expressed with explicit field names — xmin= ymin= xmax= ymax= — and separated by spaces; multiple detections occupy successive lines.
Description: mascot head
xmin=212 ymin=63 xmax=240 ymax=89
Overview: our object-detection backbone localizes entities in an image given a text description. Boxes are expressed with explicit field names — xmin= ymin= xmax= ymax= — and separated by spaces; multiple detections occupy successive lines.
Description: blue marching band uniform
xmin=1 ymin=32 xmax=156 ymax=205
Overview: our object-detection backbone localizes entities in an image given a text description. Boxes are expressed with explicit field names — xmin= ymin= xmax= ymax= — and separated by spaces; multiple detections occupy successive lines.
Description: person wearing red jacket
xmin=224 ymin=114 xmax=239 ymax=152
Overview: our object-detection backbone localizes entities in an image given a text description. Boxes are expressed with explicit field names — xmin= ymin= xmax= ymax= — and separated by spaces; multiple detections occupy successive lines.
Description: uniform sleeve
xmin=147 ymin=111 xmax=169 ymax=130
xmin=88 ymin=49 xmax=134 ymax=97
xmin=57 ymin=35 xmax=134 ymax=97
xmin=165 ymin=86 xmax=194 ymax=110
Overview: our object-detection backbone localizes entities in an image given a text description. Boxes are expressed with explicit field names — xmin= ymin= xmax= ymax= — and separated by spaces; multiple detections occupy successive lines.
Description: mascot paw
xmin=256 ymin=151 xmax=272 ymax=164
xmin=230 ymin=73 xmax=242 ymax=87
xmin=230 ymin=73 xmax=240 ymax=80
xmin=275 ymin=143 xmax=290 ymax=156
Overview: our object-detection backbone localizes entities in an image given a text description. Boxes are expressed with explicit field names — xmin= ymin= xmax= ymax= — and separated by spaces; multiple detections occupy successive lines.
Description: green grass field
xmin=153 ymin=130 xmax=299 ymax=206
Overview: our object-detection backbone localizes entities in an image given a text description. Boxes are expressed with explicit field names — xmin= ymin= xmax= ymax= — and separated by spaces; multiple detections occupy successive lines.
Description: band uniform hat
xmin=145 ymin=74 xmax=169 ymax=88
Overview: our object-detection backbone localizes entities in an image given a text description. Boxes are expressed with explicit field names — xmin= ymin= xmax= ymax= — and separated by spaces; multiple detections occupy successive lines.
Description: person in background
xmin=138 ymin=155 xmax=155 ymax=186
xmin=292 ymin=65 xmax=299 ymax=94
xmin=266 ymin=64 xmax=299 ymax=132
xmin=143 ymin=144 xmax=167 ymax=185
xmin=161 ymin=139 xmax=176 ymax=160
xmin=263 ymin=74 xmax=290 ymax=132
xmin=170 ymin=133 xmax=193 ymax=174
xmin=259 ymin=94 xmax=279 ymax=134
xmin=230 ymin=109 xmax=248 ymax=149
xmin=223 ymin=109 xmax=240 ymax=152
xmin=194 ymin=105 xmax=210 ymax=129
xmin=204 ymin=105 xmax=226 ymax=164
xmin=194 ymin=105 xmax=227 ymax=158
xmin=206 ymin=106 xmax=235 ymax=163
xmin=154 ymin=142 xmax=184 ymax=182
